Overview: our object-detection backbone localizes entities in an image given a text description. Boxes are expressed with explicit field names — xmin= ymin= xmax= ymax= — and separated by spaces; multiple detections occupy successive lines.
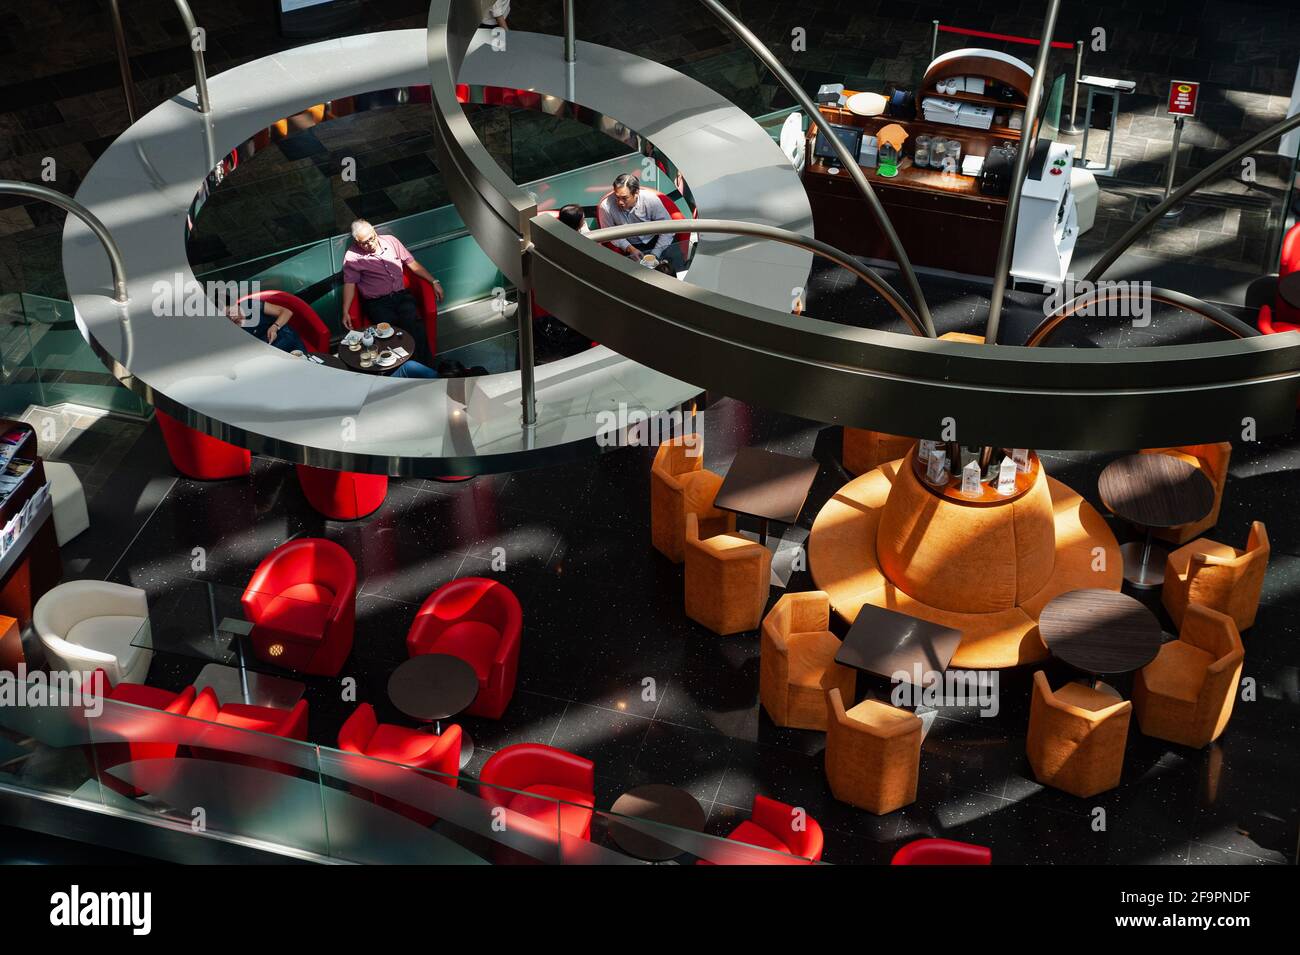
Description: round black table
xmin=607 ymin=784 xmax=706 ymax=862
xmin=1277 ymin=271 xmax=1300 ymax=310
xmin=336 ymin=328 xmax=416 ymax=374
xmin=1040 ymin=589 xmax=1163 ymax=693
xmin=1097 ymin=453 xmax=1215 ymax=589
xmin=387 ymin=654 xmax=479 ymax=768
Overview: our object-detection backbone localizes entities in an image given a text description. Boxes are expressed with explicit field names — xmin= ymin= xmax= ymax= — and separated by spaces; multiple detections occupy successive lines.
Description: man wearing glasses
xmin=341 ymin=219 xmax=444 ymax=364
xmin=596 ymin=173 xmax=678 ymax=269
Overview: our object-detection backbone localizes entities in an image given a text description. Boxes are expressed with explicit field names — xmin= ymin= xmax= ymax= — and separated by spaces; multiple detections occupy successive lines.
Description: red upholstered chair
xmin=595 ymin=188 xmax=692 ymax=261
xmin=295 ymin=464 xmax=388 ymax=520
xmin=155 ymin=409 xmax=251 ymax=480
xmin=699 ymin=794 xmax=824 ymax=864
xmin=406 ymin=577 xmax=521 ymax=719
xmin=346 ymin=264 xmax=438 ymax=356
xmin=187 ymin=686 xmax=309 ymax=738
xmin=478 ymin=743 xmax=595 ymax=841
xmin=337 ymin=702 xmax=461 ymax=824
xmin=86 ymin=670 xmax=196 ymax=797
xmin=242 ymin=538 xmax=356 ymax=676
xmin=891 ymin=838 xmax=992 ymax=865
xmin=237 ymin=290 xmax=331 ymax=353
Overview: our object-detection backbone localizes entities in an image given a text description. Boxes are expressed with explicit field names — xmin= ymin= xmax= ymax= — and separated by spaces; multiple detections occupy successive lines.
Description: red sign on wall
xmin=1167 ymin=80 xmax=1200 ymax=117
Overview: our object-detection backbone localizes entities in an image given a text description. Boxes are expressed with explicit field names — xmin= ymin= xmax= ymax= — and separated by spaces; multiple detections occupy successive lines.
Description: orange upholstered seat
xmin=823 ymin=687 xmax=921 ymax=814
xmin=1026 ymin=672 xmax=1132 ymax=798
xmin=759 ymin=591 xmax=856 ymax=730
xmin=684 ymin=513 xmax=771 ymax=635
xmin=651 ymin=434 xmax=736 ymax=563
xmin=809 ymin=450 xmax=1121 ymax=669
xmin=1133 ymin=605 xmax=1244 ymax=749
xmin=842 ymin=429 xmax=916 ymax=476
xmin=1162 ymin=521 xmax=1268 ymax=632
xmin=1138 ymin=443 xmax=1231 ymax=544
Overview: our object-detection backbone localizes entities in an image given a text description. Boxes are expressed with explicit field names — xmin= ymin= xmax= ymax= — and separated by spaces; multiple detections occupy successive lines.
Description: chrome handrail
xmin=2 ymin=181 xmax=129 ymax=303
xmin=107 ymin=0 xmax=211 ymax=116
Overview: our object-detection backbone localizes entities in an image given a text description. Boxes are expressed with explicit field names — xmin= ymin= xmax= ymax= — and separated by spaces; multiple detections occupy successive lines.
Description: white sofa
xmin=32 ymin=580 xmax=152 ymax=686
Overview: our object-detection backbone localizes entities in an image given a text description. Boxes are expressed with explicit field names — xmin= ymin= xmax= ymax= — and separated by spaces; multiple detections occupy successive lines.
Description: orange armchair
xmin=841 ymin=429 xmax=915 ymax=476
xmin=824 ymin=687 xmax=921 ymax=815
xmin=684 ymin=512 xmax=771 ymax=635
xmin=1133 ymin=604 xmax=1244 ymax=749
xmin=1026 ymin=672 xmax=1132 ymax=798
xmin=651 ymin=434 xmax=734 ymax=563
xmin=1138 ymin=443 xmax=1232 ymax=544
xmin=1162 ymin=521 xmax=1269 ymax=632
xmin=760 ymin=591 xmax=855 ymax=730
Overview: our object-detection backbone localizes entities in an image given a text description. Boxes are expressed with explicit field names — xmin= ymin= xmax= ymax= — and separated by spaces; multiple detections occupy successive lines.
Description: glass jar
xmin=914 ymin=134 xmax=932 ymax=169
xmin=946 ymin=140 xmax=962 ymax=166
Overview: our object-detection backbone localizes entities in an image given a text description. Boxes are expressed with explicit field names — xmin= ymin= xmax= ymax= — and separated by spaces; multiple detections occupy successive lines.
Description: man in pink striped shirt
xmin=341 ymin=219 xmax=444 ymax=364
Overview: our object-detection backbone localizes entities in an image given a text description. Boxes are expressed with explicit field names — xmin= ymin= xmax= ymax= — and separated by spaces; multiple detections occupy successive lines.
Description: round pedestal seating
xmin=809 ymin=450 xmax=1122 ymax=669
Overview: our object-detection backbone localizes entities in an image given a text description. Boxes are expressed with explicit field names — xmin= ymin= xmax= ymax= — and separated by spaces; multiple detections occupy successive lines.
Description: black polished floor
xmin=57 ymin=387 xmax=1298 ymax=865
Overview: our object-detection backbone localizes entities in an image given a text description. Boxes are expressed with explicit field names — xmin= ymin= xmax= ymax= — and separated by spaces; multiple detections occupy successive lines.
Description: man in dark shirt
xmin=225 ymin=299 xmax=306 ymax=353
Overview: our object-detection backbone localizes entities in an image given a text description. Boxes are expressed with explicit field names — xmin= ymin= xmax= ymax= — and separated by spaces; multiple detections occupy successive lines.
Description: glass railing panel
xmin=0 ymin=674 xmax=103 ymax=805
xmin=86 ymin=695 xmax=329 ymax=855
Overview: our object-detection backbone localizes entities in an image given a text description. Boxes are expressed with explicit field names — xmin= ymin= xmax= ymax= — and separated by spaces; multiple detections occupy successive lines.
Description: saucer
xmin=374 ymin=325 xmax=395 ymax=339
xmin=376 ymin=351 xmax=397 ymax=367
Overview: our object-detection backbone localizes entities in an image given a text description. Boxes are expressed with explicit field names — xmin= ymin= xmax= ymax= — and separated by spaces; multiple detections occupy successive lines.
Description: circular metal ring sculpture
xmin=428 ymin=0 xmax=1300 ymax=449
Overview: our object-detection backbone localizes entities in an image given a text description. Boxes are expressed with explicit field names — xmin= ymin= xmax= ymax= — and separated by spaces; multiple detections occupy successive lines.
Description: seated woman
xmin=225 ymin=298 xmax=306 ymax=353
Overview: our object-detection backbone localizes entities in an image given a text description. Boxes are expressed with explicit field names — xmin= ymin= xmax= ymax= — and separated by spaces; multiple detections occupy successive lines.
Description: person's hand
xmin=225 ymin=305 xmax=243 ymax=325
xmin=266 ymin=324 xmax=279 ymax=345
xmin=342 ymin=312 xmax=355 ymax=331
xmin=432 ymin=279 xmax=445 ymax=302
xmin=628 ymin=248 xmax=643 ymax=262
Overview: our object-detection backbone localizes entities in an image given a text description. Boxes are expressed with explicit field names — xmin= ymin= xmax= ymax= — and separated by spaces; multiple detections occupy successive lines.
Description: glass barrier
xmin=0 ymin=672 xmax=822 ymax=865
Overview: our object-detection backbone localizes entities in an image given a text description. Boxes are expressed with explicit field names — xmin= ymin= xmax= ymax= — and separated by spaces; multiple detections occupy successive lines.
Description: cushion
xmin=427 ymin=621 xmax=500 ymax=681
xmin=1054 ymin=681 xmax=1120 ymax=712
xmin=65 ymin=615 xmax=145 ymax=661
xmin=367 ymin=724 xmax=438 ymax=763
xmin=728 ymin=819 xmax=791 ymax=854
xmin=260 ymin=582 xmax=335 ymax=640
xmin=508 ymin=783 xmax=594 ymax=837
xmin=785 ymin=630 xmax=842 ymax=688
xmin=844 ymin=698 xmax=919 ymax=731
xmin=1166 ymin=539 xmax=1242 ymax=582
xmin=215 ymin=703 xmax=284 ymax=734
xmin=1142 ymin=641 xmax=1213 ymax=703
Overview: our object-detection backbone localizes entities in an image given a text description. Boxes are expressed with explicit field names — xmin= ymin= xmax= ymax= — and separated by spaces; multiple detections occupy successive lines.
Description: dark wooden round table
xmin=387 ymin=654 xmax=479 ymax=768
xmin=607 ymin=784 xmax=706 ymax=862
xmin=1277 ymin=271 xmax=1300 ymax=310
xmin=336 ymin=328 xmax=416 ymax=374
xmin=1040 ymin=589 xmax=1163 ymax=685
xmin=1097 ymin=453 xmax=1215 ymax=588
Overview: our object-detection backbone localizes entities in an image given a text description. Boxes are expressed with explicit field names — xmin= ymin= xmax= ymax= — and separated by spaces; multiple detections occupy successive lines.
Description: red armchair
xmin=236 ymin=290 xmax=331 ymax=353
xmin=295 ymin=464 xmax=388 ymax=520
xmin=346 ymin=264 xmax=438 ymax=356
xmin=242 ymin=538 xmax=357 ymax=676
xmin=479 ymin=743 xmax=595 ymax=841
xmin=698 ymin=794 xmax=824 ymax=864
xmin=187 ymin=686 xmax=309 ymax=738
xmin=155 ymin=409 xmax=251 ymax=480
xmin=337 ymin=702 xmax=461 ymax=824
xmin=86 ymin=670 xmax=196 ymax=797
xmin=891 ymin=838 xmax=992 ymax=865
xmin=406 ymin=577 xmax=521 ymax=719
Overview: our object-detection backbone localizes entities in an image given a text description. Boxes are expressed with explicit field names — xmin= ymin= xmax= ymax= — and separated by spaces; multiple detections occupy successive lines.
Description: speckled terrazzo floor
xmin=30 ymin=380 xmax=1299 ymax=865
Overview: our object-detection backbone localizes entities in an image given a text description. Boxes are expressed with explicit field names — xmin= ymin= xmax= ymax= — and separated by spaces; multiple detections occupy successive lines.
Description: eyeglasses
xmin=613 ymin=191 xmax=636 ymax=208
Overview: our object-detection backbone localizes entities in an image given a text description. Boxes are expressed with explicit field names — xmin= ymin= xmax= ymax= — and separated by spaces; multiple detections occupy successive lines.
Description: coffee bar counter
xmin=0 ymin=419 xmax=60 ymax=649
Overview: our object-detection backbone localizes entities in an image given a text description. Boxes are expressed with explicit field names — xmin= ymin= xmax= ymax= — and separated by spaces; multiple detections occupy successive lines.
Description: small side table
xmin=388 ymin=654 xmax=479 ymax=769
xmin=607 ymin=784 xmax=706 ymax=862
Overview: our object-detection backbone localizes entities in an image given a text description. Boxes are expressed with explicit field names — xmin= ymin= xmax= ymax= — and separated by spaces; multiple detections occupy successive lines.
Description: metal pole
xmin=584 ymin=217 xmax=928 ymax=336
xmin=1059 ymin=40 xmax=1085 ymax=135
xmin=1084 ymin=109 xmax=1300 ymax=284
xmin=107 ymin=0 xmax=138 ymax=123
xmin=983 ymin=0 xmax=1062 ymax=347
xmin=930 ymin=20 xmax=940 ymax=64
xmin=516 ymin=281 xmax=537 ymax=426
xmin=1157 ymin=115 xmax=1186 ymax=218
xmin=563 ymin=0 xmax=576 ymax=63
xmin=699 ymin=0 xmax=936 ymax=337
xmin=0 ymin=181 xmax=129 ymax=303
xmin=173 ymin=0 xmax=211 ymax=113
